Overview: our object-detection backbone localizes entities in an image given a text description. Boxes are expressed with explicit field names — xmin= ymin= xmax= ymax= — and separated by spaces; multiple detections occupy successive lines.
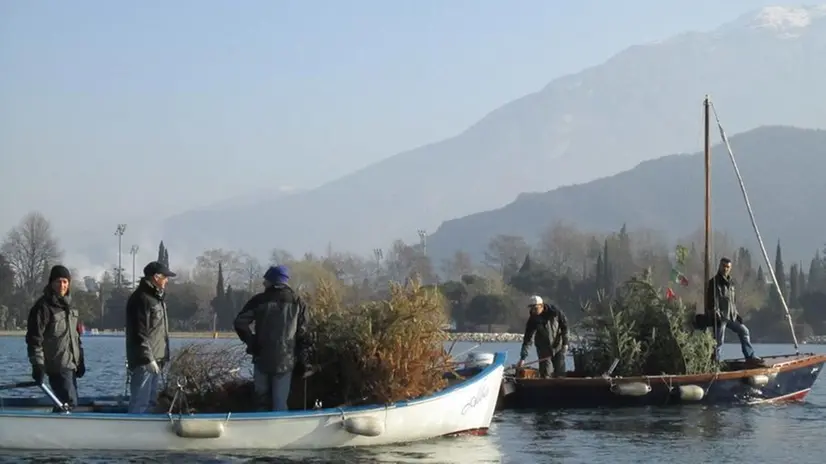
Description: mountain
xmin=159 ymin=5 xmax=826 ymax=261
xmin=201 ymin=186 xmax=305 ymax=210
xmin=427 ymin=126 xmax=826 ymax=264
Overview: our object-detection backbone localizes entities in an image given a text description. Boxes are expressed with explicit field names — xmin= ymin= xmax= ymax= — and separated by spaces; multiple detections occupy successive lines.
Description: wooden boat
xmin=502 ymin=353 xmax=826 ymax=409
xmin=0 ymin=352 xmax=505 ymax=451
xmin=501 ymin=96 xmax=826 ymax=410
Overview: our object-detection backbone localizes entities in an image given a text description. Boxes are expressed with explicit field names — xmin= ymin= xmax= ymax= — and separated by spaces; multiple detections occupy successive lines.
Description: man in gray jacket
xmin=705 ymin=257 xmax=764 ymax=366
xmin=234 ymin=265 xmax=312 ymax=411
xmin=125 ymin=261 xmax=174 ymax=413
xmin=515 ymin=295 xmax=569 ymax=378
xmin=26 ymin=265 xmax=86 ymax=410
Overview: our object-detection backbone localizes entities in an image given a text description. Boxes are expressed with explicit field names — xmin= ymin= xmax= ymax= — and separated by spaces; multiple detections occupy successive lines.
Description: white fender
xmin=747 ymin=374 xmax=769 ymax=387
xmin=678 ymin=384 xmax=705 ymax=401
xmin=612 ymin=382 xmax=652 ymax=396
xmin=173 ymin=420 xmax=225 ymax=438
xmin=343 ymin=416 xmax=385 ymax=437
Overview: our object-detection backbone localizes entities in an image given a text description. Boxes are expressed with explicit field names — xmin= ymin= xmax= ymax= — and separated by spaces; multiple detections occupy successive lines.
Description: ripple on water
xmin=1 ymin=338 xmax=826 ymax=463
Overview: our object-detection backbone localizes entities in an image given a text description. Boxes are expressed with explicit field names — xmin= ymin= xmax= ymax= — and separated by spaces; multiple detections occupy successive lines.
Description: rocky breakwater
xmin=445 ymin=332 xmax=524 ymax=343
xmin=803 ymin=335 xmax=826 ymax=344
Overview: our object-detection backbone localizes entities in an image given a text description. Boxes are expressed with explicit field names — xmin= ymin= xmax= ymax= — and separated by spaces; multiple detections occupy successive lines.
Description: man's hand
xmin=515 ymin=360 xmax=524 ymax=369
xmin=31 ymin=364 xmax=45 ymax=384
xmin=562 ymin=345 xmax=569 ymax=354
xmin=76 ymin=361 xmax=86 ymax=379
xmin=302 ymin=365 xmax=316 ymax=379
xmin=146 ymin=360 xmax=161 ymax=374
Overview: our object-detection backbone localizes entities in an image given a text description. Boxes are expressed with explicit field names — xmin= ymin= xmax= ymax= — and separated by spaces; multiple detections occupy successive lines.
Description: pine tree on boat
xmin=500 ymin=96 xmax=826 ymax=410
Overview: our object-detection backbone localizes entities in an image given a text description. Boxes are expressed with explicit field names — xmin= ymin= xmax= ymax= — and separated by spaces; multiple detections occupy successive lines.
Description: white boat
xmin=0 ymin=352 xmax=505 ymax=451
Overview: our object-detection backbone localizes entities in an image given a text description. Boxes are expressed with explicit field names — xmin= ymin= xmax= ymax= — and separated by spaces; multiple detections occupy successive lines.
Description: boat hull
xmin=501 ymin=353 xmax=825 ymax=409
xmin=0 ymin=353 xmax=505 ymax=451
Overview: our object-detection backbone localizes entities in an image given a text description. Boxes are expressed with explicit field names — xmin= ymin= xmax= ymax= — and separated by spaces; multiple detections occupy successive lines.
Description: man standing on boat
xmin=125 ymin=261 xmax=174 ymax=413
xmin=234 ymin=265 xmax=313 ymax=411
xmin=706 ymin=257 xmax=764 ymax=366
xmin=25 ymin=265 xmax=86 ymax=411
xmin=516 ymin=296 xmax=569 ymax=378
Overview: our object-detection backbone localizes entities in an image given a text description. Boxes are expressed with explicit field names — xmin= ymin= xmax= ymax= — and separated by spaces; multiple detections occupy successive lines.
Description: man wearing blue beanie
xmin=234 ymin=265 xmax=313 ymax=411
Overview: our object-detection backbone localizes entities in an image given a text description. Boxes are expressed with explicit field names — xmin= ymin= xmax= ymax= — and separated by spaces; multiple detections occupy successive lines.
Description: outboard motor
xmin=464 ymin=352 xmax=495 ymax=370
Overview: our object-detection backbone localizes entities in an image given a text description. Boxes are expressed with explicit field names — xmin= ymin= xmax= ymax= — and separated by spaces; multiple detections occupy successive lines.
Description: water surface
xmin=0 ymin=337 xmax=822 ymax=463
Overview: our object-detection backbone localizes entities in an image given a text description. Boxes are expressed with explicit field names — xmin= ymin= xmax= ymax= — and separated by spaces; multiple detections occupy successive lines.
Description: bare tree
xmin=191 ymin=248 xmax=244 ymax=290
xmin=269 ymin=248 xmax=295 ymax=266
xmin=238 ymin=252 xmax=263 ymax=293
xmin=385 ymin=239 xmax=435 ymax=284
xmin=536 ymin=221 xmax=588 ymax=277
xmin=322 ymin=252 xmax=370 ymax=285
xmin=483 ymin=235 xmax=530 ymax=280
xmin=1 ymin=212 xmax=62 ymax=302
xmin=441 ymin=250 xmax=475 ymax=281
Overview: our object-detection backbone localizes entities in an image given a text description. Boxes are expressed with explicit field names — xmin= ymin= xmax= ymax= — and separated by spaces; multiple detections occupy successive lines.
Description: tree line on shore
xmin=1 ymin=211 xmax=825 ymax=342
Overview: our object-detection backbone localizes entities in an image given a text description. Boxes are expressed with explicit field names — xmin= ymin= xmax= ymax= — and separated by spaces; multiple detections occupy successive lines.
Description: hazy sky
xmin=0 ymin=0 xmax=803 ymax=237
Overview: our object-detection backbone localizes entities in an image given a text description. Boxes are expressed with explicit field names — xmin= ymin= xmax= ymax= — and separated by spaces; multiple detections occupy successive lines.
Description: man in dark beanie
xmin=25 ymin=264 xmax=86 ymax=411
xmin=125 ymin=260 xmax=175 ymax=413
xmin=234 ymin=265 xmax=313 ymax=411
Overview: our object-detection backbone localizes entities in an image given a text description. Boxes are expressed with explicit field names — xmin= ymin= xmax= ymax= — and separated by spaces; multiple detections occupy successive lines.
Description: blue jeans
xmin=128 ymin=364 xmax=161 ymax=414
xmin=253 ymin=366 xmax=292 ymax=411
xmin=715 ymin=318 xmax=756 ymax=361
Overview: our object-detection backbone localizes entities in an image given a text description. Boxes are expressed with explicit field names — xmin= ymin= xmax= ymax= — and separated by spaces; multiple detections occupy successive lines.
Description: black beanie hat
xmin=49 ymin=265 xmax=71 ymax=282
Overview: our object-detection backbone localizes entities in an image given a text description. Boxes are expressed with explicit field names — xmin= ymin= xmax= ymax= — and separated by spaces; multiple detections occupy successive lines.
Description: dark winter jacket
xmin=26 ymin=287 xmax=82 ymax=374
xmin=125 ymin=278 xmax=170 ymax=370
xmin=706 ymin=273 xmax=738 ymax=322
xmin=520 ymin=303 xmax=569 ymax=360
xmin=234 ymin=283 xmax=312 ymax=375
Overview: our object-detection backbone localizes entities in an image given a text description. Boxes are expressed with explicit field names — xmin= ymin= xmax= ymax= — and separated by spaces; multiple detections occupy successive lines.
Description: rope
xmin=708 ymin=101 xmax=800 ymax=353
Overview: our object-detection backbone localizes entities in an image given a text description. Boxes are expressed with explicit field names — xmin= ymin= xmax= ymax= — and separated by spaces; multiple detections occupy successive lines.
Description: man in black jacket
xmin=25 ymin=265 xmax=86 ymax=411
xmin=516 ymin=296 xmax=569 ymax=378
xmin=234 ymin=265 xmax=312 ymax=411
xmin=125 ymin=261 xmax=174 ymax=413
xmin=706 ymin=257 xmax=764 ymax=365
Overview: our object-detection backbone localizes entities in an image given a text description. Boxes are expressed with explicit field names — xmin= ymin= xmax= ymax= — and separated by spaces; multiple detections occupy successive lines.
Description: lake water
xmin=0 ymin=336 xmax=824 ymax=464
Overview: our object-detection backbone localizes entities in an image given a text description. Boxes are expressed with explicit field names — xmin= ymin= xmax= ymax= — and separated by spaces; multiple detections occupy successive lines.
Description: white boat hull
xmin=0 ymin=352 xmax=505 ymax=451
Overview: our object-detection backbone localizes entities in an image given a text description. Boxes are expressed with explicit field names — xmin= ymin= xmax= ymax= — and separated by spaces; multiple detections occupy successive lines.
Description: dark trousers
xmin=538 ymin=351 xmax=566 ymax=379
xmin=47 ymin=368 xmax=78 ymax=412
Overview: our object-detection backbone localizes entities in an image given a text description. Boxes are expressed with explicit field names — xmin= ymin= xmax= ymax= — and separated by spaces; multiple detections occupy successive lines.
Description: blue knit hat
xmin=263 ymin=265 xmax=289 ymax=284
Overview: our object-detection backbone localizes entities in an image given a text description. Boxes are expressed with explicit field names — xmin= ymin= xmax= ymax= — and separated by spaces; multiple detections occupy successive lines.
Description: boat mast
xmin=703 ymin=95 xmax=711 ymax=287
xmin=707 ymin=99 xmax=800 ymax=353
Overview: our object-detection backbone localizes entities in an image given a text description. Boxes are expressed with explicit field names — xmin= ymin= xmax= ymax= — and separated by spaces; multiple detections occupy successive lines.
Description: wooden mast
xmin=703 ymin=95 xmax=711 ymax=288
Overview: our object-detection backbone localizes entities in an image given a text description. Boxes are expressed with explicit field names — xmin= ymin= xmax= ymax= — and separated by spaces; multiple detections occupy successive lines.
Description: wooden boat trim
xmin=513 ymin=353 xmax=826 ymax=387
xmin=746 ymin=388 xmax=810 ymax=405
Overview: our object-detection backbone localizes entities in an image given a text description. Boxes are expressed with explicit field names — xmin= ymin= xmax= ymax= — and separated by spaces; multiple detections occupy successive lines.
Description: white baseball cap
xmin=528 ymin=295 xmax=543 ymax=306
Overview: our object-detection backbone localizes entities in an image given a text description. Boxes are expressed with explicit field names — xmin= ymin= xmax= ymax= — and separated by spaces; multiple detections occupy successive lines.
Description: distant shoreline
xmin=2 ymin=330 xmax=819 ymax=345
xmin=0 ymin=330 xmax=524 ymax=343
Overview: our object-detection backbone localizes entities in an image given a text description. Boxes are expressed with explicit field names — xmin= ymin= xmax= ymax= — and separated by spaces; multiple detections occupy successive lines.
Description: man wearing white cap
xmin=516 ymin=295 xmax=569 ymax=378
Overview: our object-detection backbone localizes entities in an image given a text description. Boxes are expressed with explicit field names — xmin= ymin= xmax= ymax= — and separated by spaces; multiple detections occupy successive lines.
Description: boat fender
xmin=612 ymin=382 xmax=651 ymax=396
xmin=173 ymin=420 xmax=225 ymax=439
xmin=678 ymin=385 xmax=705 ymax=401
xmin=343 ymin=416 xmax=384 ymax=437
xmin=747 ymin=374 xmax=769 ymax=387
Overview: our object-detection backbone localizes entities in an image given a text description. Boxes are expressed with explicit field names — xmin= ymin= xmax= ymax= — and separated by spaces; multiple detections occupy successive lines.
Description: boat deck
xmin=0 ymin=366 xmax=487 ymax=414
xmin=514 ymin=352 xmax=826 ymax=381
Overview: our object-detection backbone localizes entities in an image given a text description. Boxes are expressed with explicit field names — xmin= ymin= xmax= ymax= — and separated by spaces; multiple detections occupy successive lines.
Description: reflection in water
xmin=526 ymin=405 xmax=755 ymax=441
xmin=0 ymin=436 xmax=503 ymax=464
